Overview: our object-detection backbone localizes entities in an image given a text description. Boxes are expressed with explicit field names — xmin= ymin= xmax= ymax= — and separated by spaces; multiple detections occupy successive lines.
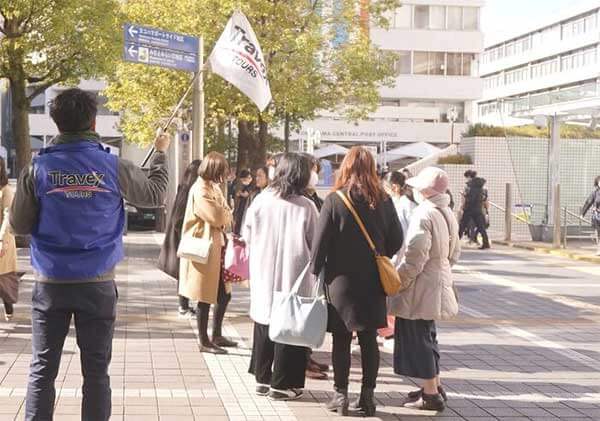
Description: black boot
xmin=326 ymin=388 xmax=349 ymax=416
xmin=349 ymin=386 xmax=376 ymax=417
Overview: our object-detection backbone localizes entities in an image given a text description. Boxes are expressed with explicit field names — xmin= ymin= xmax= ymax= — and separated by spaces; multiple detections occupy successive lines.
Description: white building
xmin=295 ymin=0 xmax=485 ymax=156
xmin=477 ymin=1 xmax=600 ymax=126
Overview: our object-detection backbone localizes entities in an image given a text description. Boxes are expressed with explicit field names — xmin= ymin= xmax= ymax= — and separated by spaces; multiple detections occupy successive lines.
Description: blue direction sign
xmin=124 ymin=23 xmax=199 ymax=55
xmin=124 ymin=43 xmax=198 ymax=72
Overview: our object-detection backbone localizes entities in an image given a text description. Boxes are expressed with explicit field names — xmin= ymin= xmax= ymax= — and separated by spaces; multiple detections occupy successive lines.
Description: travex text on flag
xmin=208 ymin=11 xmax=272 ymax=112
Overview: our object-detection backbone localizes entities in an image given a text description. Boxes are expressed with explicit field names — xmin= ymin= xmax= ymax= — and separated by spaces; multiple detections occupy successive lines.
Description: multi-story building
xmin=476 ymin=1 xmax=600 ymax=126
xmin=1 ymin=80 xmax=121 ymax=176
xmin=295 ymin=0 xmax=485 ymax=157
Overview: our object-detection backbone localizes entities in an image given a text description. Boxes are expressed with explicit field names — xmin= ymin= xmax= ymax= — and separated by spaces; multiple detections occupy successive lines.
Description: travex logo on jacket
xmin=47 ymin=170 xmax=109 ymax=198
xmin=32 ymin=141 xmax=125 ymax=280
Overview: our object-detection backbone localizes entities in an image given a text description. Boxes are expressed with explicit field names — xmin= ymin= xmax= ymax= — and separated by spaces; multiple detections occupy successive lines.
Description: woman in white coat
xmin=243 ymin=153 xmax=319 ymax=402
xmin=389 ymin=167 xmax=461 ymax=412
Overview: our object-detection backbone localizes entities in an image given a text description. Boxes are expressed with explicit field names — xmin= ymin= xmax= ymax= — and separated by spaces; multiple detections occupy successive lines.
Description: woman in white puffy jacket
xmin=388 ymin=167 xmax=461 ymax=413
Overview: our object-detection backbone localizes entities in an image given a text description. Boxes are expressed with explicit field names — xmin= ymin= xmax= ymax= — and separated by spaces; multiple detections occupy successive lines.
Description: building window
xmin=447 ymin=53 xmax=462 ymax=76
xmin=395 ymin=5 xmax=412 ymax=28
xmin=430 ymin=52 xmax=445 ymax=75
xmin=430 ymin=6 xmax=446 ymax=30
xmin=395 ymin=50 xmax=412 ymax=75
xmin=463 ymin=7 xmax=479 ymax=30
xmin=413 ymin=51 xmax=429 ymax=74
xmin=462 ymin=54 xmax=473 ymax=76
xmin=414 ymin=5 xmax=429 ymax=29
xmin=447 ymin=6 xmax=462 ymax=30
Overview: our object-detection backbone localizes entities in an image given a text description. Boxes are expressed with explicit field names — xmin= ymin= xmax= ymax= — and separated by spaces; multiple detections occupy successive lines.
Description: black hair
xmin=389 ymin=171 xmax=407 ymax=187
xmin=49 ymin=88 xmax=97 ymax=133
xmin=239 ymin=169 xmax=252 ymax=179
xmin=464 ymin=170 xmax=477 ymax=178
xmin=301 ymin=153 xmax=321 ymax=174
xmin=270 ymin=153 xmax=311 ymax=200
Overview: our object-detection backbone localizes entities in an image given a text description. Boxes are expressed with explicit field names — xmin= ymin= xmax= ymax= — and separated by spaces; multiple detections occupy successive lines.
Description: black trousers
xmin=248 ymin=322 xmax=308 ymax=390
xmin=26 ymin=282 xmax=117 ymax=421
xmin=460 ymin=209 xmax=490 ymax=247
xmin=332 ymin=327 xmax=379 ymax=390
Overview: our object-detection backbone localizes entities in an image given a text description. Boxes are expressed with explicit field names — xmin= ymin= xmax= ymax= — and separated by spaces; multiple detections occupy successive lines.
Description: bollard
xmin=505 ymin=183 xmax=512 ymax=242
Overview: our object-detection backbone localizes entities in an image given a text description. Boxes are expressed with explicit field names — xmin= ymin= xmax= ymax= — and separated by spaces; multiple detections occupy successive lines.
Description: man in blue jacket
xmin=10 ymin=88 xmax=171 ymax=420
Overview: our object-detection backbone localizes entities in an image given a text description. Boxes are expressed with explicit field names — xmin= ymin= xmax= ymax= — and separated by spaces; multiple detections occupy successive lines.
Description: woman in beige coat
xmin=388 ymin=167 xmax=460 ymax=413
xmin=179 ymin=152 xmax=234 ymax=354
xmin=0 ymin=158 xmax=17 ymax=321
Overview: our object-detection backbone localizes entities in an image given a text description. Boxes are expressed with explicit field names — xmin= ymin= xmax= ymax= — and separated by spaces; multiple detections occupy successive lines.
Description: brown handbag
xmin=336 ymin=191 xmax=409 ymax=296
xmin=0 ymin=272 xmax=25 ymax=304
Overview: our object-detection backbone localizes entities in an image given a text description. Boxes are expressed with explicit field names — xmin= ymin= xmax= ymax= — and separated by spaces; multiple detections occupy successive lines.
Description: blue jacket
xmin=10 ymin=133 xmax=169 ymax=283
xmin=31 ymin=141 xmax=124 ymax=280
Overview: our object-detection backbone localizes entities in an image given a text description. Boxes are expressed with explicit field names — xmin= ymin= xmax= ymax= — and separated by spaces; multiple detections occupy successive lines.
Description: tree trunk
xmin=237 ymin=118 xmax=269 ymax=172
xmin=10 ymin=76 xmax=31 ymax=176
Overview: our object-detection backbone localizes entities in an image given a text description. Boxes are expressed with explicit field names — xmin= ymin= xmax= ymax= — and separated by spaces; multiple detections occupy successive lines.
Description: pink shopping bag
xmin=224 ymin=238 xmax=249 ymax=280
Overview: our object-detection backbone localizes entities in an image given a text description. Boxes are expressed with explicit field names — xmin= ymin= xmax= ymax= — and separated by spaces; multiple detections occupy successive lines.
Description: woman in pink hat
xmin=388 ymin=167 xmax=461 ymax=412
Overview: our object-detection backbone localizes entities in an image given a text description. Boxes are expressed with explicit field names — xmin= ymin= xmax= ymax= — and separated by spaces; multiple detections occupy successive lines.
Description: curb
xmin=494 ymin=240 xmax=600 ymax=264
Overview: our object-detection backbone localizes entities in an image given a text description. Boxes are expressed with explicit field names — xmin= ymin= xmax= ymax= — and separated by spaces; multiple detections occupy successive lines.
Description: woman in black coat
xmin=582 ymin=175 xmax=600 ymax=255
xmin=158 ymin=159 xmax=201 ymax=317
xmin=311 ymin=147 xmax=403 ymax=416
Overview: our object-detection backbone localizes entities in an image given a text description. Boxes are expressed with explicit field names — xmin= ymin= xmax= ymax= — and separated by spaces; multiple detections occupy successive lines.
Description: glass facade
xmin=482 ymin=44 xmax=600 ymax=88
xmin=388 ymin=5 xmax=479 ymax=31
xmin=395 ymin=51 xmax=475 ymax=76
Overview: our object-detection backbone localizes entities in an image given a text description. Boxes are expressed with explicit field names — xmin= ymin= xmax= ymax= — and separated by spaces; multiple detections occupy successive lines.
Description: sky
xmin=481 ymin=0 xmax=598 ymax=41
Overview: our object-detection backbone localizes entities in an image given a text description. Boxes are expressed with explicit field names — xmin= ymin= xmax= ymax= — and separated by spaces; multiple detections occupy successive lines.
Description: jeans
xmin=25 ymin=281 xmax=117 ymax=421
xmin=332 ymin=329 xmax=379 ymax=390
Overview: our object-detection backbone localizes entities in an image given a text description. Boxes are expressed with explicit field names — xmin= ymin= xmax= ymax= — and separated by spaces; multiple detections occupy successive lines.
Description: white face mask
xmin=308 ymin=171 xmax=319 ymax=188
xmin=268 ymin=166 xmax=276 ymax=181
xmin=413 ymin=190 xmax=426 ymax=204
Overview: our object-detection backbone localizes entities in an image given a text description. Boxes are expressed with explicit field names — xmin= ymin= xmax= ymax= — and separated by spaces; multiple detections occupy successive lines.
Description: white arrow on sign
xmin=128 ymin=25 xmax=138 ymax=38
xmin=128 ymin=45 xmax=138 ymax=58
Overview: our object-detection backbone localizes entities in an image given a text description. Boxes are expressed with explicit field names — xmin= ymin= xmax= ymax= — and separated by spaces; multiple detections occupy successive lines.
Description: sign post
xmin=192 ymin=37 xmax=204 ymax=161
xmin=123 ymin=23 xmax=204 ymax=166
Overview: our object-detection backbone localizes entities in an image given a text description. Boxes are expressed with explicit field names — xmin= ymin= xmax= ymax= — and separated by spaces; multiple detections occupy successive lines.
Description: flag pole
xmin=140 ymin=73 xmax=198 ymax=167
xmin=191 ymin=36 xmax=204 ymax=162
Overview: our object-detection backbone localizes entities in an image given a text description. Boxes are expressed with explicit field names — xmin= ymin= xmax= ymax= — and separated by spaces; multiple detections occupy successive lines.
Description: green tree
xmin=0 ymin=0 xmax=121 ymax=173
xmin=106 ymin=0 xmax=399 ymax=170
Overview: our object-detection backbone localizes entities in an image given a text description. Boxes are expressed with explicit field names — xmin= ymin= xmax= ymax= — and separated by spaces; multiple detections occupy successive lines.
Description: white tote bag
xmin=177 ymin=219 xmax=212 ymax=265
xmin=268 ymin=263 xmax=327 ymax=349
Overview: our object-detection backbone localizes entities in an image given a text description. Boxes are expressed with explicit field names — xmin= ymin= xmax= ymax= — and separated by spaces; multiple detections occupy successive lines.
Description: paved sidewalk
xmin=0 ymin=233 xmax=599 ymax=420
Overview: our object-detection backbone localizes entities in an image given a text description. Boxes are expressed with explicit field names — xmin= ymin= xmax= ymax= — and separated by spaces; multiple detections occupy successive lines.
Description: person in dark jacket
xmin=233 ymin=169 xmax=255 ymax=235
xmin=158 ymin=159 xmax=202 ymax=317
xmin=10 ymin=88 xmax=170 ymax=421
xmin=311 ymin=146 xmax=403 ymax=417
xmin=582 ymin=175 xmax=600 ymax=255
xmin=459 ymin=173 xmax=490 ymax=249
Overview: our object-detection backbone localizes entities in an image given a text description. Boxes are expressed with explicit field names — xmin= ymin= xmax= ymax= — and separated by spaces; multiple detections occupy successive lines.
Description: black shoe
xmin=421 ymin=392 xmax=445 ymax=412
xmin=407 ymin=386 xmax=447 ymax=402
xmin=479 ymin=244 xmax=491 ymax=250
xmin=268 ymin=388 xmax=303 ymax=401
xmin=326 ymin=388 xmax=349 ymax=416
xmin=212 ymin=336 xmax=238 ymax=348
xmin=256 ymin=384 xmax=270 ymax=396
xmin=349 ymin=386 xmax=375 ymax=417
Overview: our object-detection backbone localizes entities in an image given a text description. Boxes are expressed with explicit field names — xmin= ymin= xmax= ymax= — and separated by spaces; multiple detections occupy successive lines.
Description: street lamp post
xmin=447 ymin=106 xmax=458 ymax=145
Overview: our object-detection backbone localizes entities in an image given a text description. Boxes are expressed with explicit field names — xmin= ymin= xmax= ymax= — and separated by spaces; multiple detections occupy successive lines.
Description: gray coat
xmin=242 ymin=189 xmax=319 ymax=325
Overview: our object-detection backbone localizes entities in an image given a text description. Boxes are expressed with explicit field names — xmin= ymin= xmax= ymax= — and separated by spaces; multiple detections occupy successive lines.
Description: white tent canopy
xmin=313 ymin=144 xmax=349 ymax=158
xmin=379 ymin=142 xmax=440 ymax=163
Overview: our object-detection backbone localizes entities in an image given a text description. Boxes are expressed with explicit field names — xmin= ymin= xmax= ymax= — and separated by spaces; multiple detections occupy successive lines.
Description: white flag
xmin=208 ymin=11 xmax=272 ymax=112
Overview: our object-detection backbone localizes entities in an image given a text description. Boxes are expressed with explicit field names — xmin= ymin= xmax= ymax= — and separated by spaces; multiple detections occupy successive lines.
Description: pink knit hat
xmin=406 ymin=167 xmax=449 ymax=196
